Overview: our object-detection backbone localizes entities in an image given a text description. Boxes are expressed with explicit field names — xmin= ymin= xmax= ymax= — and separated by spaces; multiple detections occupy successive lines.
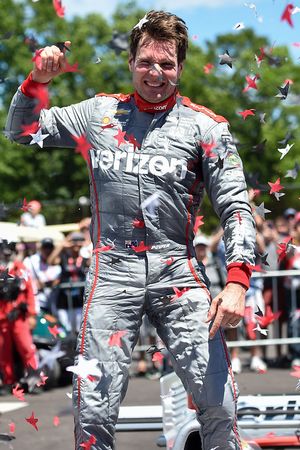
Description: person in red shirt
xmin=0 ymin=238 xmax=38 ymax=392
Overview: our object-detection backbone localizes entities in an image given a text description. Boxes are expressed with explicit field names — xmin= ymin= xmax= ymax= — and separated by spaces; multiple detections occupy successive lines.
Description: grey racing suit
xmin=6 ymin=83 xmax=256 ymax=450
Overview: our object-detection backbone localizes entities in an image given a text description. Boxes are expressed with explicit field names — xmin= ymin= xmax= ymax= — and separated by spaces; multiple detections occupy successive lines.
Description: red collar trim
xmin=133 ymin=90 xmax=177 ymax=113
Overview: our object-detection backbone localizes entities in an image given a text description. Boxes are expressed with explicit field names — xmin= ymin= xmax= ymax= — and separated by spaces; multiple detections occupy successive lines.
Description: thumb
xmin=64 ymin=40 xmax=71 ymax=52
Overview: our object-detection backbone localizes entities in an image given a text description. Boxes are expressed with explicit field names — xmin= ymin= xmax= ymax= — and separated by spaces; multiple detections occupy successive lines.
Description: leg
xmin=12 ymin=318 xmax=38 ymax=371
xmin=147 ymin=286 xmax=241 ymax=450
xmin=73 ymin=255 xmax=146 ymax=450
xmin=0 ymin=320 xmax=15 ymax=385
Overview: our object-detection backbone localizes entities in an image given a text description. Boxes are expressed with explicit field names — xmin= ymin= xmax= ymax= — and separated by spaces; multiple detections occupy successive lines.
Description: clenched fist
xmin=32 ymin=40 xmax=71 ymax=84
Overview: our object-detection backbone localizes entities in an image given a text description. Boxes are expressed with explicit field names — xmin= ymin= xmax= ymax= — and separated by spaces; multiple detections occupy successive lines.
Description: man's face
xmin=129 ymin=37 xmax=183 ymax=103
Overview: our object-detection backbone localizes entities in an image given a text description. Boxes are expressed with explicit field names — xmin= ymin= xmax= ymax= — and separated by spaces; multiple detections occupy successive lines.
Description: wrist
xmin=21 ymin=72 xmax=51 ymax=98
xmin=31 ymin=70 xmax=53 ymax=84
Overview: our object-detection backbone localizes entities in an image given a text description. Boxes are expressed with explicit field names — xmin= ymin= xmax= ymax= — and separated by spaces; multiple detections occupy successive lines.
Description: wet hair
xmin=130 ymin=10 xmax=188 ymax=64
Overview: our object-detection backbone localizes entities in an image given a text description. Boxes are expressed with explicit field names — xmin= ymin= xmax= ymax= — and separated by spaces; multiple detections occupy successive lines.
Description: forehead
xmin=136 ymin=36 xmax=177 ymax=61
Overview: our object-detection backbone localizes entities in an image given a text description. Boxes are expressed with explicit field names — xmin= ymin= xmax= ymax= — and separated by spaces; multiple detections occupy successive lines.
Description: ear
xmin=178 ymin=62 xmax=184 ymax=78
xmin=128 ymin=55 xmax=134 ymax=72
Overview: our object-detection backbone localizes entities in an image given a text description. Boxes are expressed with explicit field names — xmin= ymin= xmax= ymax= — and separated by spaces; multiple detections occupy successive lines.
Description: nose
xmin=149 ymin=63 xmax=163 ymax=80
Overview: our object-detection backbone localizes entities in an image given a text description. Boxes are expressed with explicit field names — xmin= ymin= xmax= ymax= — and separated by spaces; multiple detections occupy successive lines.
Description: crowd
xmin=0 ymin=199 xmax=300 ymax=392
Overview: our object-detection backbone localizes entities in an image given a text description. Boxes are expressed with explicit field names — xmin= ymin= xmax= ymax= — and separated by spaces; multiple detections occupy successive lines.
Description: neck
xmin=134 ymin=90 xmax=177 ymax=113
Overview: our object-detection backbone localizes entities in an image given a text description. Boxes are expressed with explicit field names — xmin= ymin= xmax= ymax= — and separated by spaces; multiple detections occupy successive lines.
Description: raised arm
xmin=5 ymin=41 xmax=96 ymax=148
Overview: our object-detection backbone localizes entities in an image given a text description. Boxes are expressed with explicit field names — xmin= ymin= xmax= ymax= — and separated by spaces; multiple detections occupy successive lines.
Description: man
xmin=23 ymin=238 xmax=61 ymax=313
xmin=20 ymin=199 xmax=46 ymax=228
xmin=0 ymin=238 xmax=38 ymax=392
xmin=5 ymin=10 xmax=255 ymax=450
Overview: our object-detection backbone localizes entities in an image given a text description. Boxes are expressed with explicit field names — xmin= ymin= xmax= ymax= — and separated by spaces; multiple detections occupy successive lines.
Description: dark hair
xmin=130 ymin=10 xmax=188 ymax=64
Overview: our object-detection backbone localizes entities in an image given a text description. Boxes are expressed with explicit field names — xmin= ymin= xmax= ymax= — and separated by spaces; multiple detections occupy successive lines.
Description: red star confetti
xmin=63 ymin=60 xmax=79 ymax=73
xmin=132 ymin=218 xmax=145 ymax=228
xmin=36 ymin=371 xmax=48 ymax=387
xmin=53 ymin=0 xmax=65 ymax=18
xmin=32 ymin=49 xmax=43 ymax=71
xmin=170 ymin=287 xmax=190 ymax=302
xmin=53 ymin=416 xmax=60 ymax=427
xmin=162 ymin=256 xmax=174 ymax=266
xmin=255 ymin=47 xmax=265 ymax=67
xmin=238 ymin=109 xmax=256 ymax=120
xmin=72 ymin=134 xmax=91 ymax=161
xmin=113 ymin=129 xmax=127 ymax=147
xmin=203 ymin=63 xmax=214 ymax=74
xmin=200 ymin=140 xmax=216 ymax=158
xmin=20 ymin=198 xmax=29 ymax=212
xmin=193 ymin=215 xmax=204 ymax=234
xmin=243 ymin=75 xmax=259 ymax=92
xmin=281 ymin=3 xmax=294 ymax=27
xmin=19 ymin=122 xmax=40 ymax=137
xmin=108 ymin=330 xmax=127 ymax=347
xmin=268 ymin=178 xmax=283 ymax=195
xmin=93 ymin=244 xmax=114 ymax=253
xmin=9 ymin=422 xmax=15 ymax=434
xmin=257 ymin=306 xmax=281 ymax=328
xmin=32 ymin=85 xmax=49 ymax=114
xmin=276 ymin=239 xmax=295 ymax=262
xmin=25 ymin=412 xmax=39 ymax=431
xmin=127 ymin=134 xmax=141 ymax=151
xmin=66 ymin=355 xmax=102 ymax=380
xmin=152 ymin=351 xmax=164 ymax=365
xmin=80 ymin=435 xmax=97 ymax=449
xmin=48 ymin=324 xmax=60 ymax=337
xmin=12 ymin=384 xmax=25 ymax=401
xmin=131 ymin=241 xmax=151 ymax=253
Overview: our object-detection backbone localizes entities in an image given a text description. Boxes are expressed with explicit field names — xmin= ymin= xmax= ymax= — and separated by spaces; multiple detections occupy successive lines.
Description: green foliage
xmin=0 ymin=0 xmax=299 ymax=227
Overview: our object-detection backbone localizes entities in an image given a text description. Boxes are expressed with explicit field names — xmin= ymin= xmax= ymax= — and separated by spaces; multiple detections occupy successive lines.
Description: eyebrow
xmin=136 ymin=57 xmax=175 ymax=65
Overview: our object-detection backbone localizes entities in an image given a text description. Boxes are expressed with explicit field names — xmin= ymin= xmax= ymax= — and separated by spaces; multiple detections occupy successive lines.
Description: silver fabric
xmin=6 ymin=89 xmax=256 ymax=450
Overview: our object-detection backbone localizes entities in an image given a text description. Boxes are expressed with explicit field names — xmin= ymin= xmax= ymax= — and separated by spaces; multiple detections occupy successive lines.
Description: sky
xmin=61 ymin=0 xmax=300 ymax=57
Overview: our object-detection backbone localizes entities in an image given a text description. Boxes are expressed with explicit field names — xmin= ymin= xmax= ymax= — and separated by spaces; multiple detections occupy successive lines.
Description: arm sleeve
xmin=5 ymin=73 xmax=97 ymax=148
xmin=200 ymin=121 xmax=256 ymax=288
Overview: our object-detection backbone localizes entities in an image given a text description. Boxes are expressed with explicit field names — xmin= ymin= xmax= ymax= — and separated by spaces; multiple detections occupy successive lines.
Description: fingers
xmin=40 ymin=45 xmax=63 ymax=72
xmin=205 ymin=296 xmax=221 ymax=323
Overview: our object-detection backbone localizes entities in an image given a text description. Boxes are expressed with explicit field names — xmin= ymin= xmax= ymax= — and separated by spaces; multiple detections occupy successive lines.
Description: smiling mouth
xmin=144 ymin=81 xmax=164 ymax=88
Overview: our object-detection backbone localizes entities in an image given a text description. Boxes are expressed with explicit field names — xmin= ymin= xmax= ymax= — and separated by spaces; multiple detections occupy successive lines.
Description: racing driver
xmin=5 ymin=10 xmax=256 ymax=450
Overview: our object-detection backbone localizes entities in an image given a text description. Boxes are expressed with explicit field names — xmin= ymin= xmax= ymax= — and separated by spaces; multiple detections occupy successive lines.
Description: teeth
xmin=146 ymin=82 xmax=162 ymax=87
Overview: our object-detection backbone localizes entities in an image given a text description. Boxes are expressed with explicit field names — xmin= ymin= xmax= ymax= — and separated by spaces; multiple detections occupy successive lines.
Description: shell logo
xmin=101 ymin=116 xmax=111 ymax=125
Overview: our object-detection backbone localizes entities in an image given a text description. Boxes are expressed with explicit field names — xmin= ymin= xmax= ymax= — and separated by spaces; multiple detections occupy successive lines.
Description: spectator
xmin=78 ymin=218 xmax=93 ymax=260
xmin=274 ymin=216 xmax=290 ymax=241
xmin=20 ymin=200 xmax=46 ymax=228
xmin=0 ymin=237 xmax=38 ymax=393
xmin=23 ymin=238 xmax=61 ymax=313
xmin=282 ymin=212 xmax=300 ymax=368
xmin=284 ymin=208 xmax=297 ymax=236
xmin=48 ymin=232 xmax=90 ymax=333
xmin=193 ymin=233 xmax=225 ymax=299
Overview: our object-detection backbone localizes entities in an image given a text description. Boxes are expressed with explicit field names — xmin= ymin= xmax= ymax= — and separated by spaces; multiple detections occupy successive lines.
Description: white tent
xmin=0 ymin=222 xmax=65 ymax=244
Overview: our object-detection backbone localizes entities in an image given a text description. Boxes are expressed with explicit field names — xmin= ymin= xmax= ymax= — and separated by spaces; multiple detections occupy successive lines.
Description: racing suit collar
xmin=133 ymin=90 xmax=178 ymax=113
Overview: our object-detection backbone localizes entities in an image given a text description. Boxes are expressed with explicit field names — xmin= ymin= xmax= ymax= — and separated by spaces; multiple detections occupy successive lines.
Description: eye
xmin=161 ymin=63 xmax=175 ymax=70
xmin=136 ymin=61 xmax=151 ymax=69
